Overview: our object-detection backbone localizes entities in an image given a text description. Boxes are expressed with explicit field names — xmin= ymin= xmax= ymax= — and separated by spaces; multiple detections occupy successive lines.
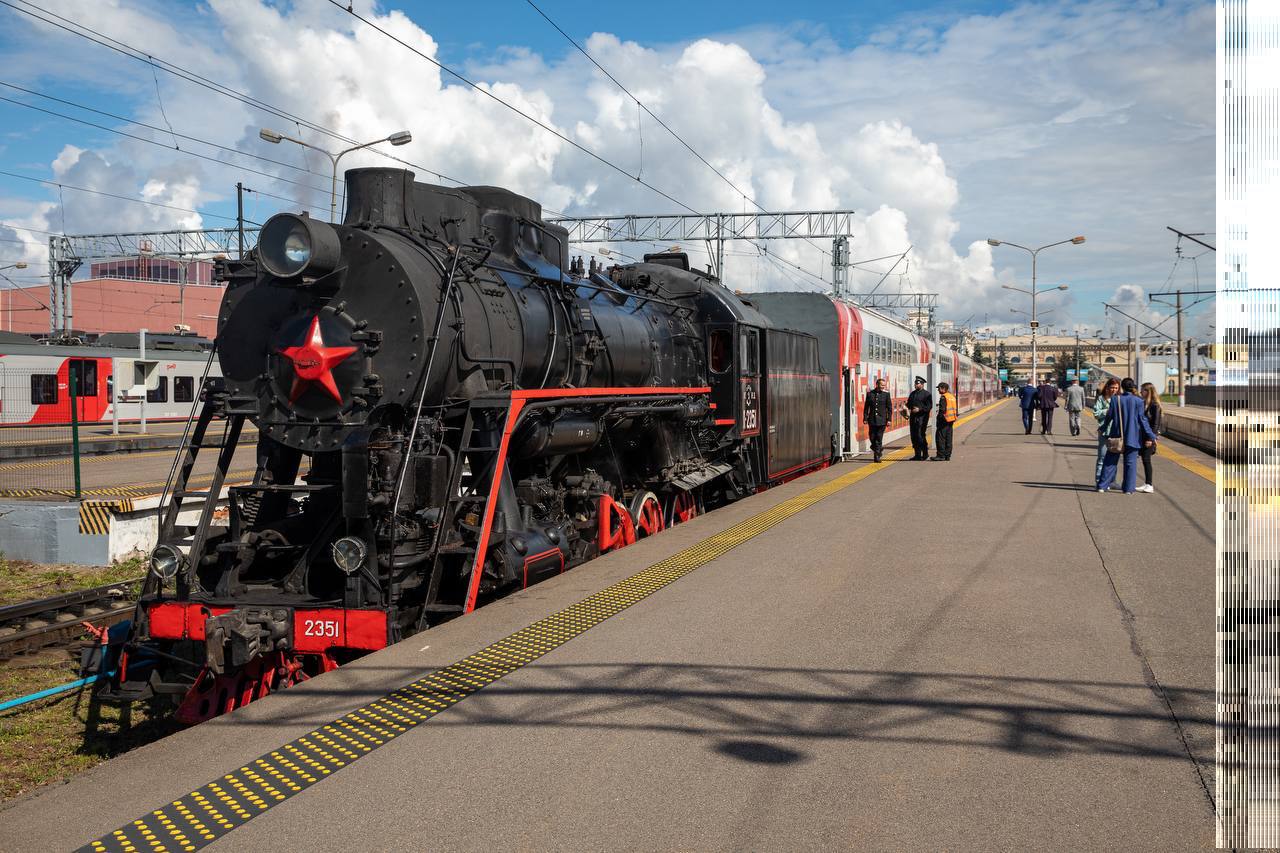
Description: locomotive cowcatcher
xmin=89 ymin=168 xmax=831 ymax=722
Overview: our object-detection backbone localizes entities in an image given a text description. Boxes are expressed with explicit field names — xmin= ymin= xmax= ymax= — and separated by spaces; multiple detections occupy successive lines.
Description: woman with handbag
xmin=1137 ymin=382 xmax=1163 ymax=493
xmin=1093 ymin=379 xmax=1120 ymax=488
xmin=1097 ymin=378 xmax=1158 ymax=494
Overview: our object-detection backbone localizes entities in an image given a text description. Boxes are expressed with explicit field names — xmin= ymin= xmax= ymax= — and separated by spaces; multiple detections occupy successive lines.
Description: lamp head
xmin=387 ymin=131 xmax=412 ymax=146
xmin=987 ymin=238 xmax=1001 ymax=247
xmin=1057 ymin=284 xmax=1069 ymax=291
xmin=259 ymin=128 xmax=284 ymax=144
xmin=1071 ymin=236 xmax=1086 ymax=244
xmin=14 ymin=262 xmax=26 ymax=270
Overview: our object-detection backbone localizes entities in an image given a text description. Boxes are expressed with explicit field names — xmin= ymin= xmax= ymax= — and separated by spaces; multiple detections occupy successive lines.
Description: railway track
xmin=0 ymin=577 xmax=144 ymax=660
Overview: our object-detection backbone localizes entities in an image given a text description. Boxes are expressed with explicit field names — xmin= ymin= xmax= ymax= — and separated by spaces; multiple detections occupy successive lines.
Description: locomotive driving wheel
xmin=664 ymin=488 xmax=700 ymax=527
xmin=629 ymin=491 xmax=665 ymax=539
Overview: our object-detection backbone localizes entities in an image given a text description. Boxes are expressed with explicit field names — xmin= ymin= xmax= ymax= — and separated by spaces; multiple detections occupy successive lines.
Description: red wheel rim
xmin=669 ymin=491 xmax=698 ymax=526
xmin=634 ymin=495 xmax=664 ymax=538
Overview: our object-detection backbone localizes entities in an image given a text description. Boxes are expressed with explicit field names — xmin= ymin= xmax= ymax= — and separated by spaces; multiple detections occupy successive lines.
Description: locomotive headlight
xmin=330 ymin=536 xmax=368 ymax=574
xmin=149 ymin=544 xmax=184 ymax=581
xmin=258 ymin=213 xmax=341 ymax=280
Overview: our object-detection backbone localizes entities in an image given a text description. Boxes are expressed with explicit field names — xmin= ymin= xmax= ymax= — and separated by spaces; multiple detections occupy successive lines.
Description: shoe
xmin=1096 ymin=488 xmax=1107 ymax=493
xmin=874 ymin=455 xmax=882 ymax=463
xmin=930 ymin=457 xmax=944 ymax=461
xmin=1138 ymin=484 xmax=1154 ymax=493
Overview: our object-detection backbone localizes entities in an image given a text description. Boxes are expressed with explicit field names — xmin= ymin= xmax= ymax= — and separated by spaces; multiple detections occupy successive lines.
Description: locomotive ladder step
xmin=173 ymin=490 xmax=212 ymax=500
xmin=421 ymin=603 xmax=464 ymax=614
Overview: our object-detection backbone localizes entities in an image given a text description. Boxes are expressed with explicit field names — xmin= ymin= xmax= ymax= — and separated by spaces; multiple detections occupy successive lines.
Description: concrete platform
xmin=0 ymin=399 xmax=1215 ymax=851
xmin=1161 ymin=405 xmax=1214 ymax=456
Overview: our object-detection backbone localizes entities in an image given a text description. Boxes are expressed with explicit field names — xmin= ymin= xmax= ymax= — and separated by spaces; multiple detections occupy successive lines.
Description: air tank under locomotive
xmin=100 ymin=168 xmax=812 ymax=719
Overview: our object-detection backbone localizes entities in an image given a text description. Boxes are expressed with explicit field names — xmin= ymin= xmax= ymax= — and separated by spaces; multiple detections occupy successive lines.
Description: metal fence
xmin=0 ymin=366 xmax=84 ymax=499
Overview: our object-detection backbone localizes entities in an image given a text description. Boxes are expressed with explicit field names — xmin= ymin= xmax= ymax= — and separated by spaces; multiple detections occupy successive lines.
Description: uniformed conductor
xmin=932 ymin=381 xmax=958 ymax=461
xmin=863 ymin=376 xmax=892 ymax=463
xmin=906 ymin=376 xmax=932 ymax=460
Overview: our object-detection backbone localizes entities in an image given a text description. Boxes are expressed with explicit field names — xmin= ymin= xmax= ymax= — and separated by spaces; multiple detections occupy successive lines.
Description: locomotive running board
xmin=454 ymin=386 xmax=712 ymax=615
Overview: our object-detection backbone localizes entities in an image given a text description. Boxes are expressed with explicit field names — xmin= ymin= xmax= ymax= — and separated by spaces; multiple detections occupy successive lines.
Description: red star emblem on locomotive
xmin=278 ymin=316 xmax=357 ymax=403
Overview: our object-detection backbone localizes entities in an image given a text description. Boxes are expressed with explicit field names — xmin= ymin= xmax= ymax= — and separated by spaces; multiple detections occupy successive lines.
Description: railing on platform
xmin=0 ymin=366 xmax=84 ymax=499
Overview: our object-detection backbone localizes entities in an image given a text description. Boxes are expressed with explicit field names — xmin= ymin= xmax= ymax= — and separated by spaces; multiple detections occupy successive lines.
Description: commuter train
xmin=0 ymin=332 xmax=217 ymax=426
xmin=91 ymin=168 xmax=997 ymax=722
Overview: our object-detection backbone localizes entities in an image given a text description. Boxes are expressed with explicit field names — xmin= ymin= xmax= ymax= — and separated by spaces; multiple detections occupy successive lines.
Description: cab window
xmin=740 ymin=329 xmax=759 ymax=375
xmin=709 ymin=330 xmax=731 ymax=374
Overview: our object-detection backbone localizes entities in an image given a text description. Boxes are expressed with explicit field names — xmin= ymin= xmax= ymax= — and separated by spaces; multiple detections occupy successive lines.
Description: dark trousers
xmin=935 ymin=420 xmax=953 ymax=459
xmin=1140 ymin=444 xmax=1155 ymax=485
xmin=869 ymin=424 xmax=886 ymax=457
xmin=909 ymin=415 xmax=929 ymax=457
xmin=1021 ymin=407 xmax=1034 ymax=433
xmin=1040 ymin=407 xmax=1054 ymax=433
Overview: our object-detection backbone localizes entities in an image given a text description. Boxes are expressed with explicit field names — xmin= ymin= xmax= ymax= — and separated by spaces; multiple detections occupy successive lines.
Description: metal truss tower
xmin=547 ymin=210 xmax=856 ymax=284
xmin=47 ymin=227 xmax=261 ymax=336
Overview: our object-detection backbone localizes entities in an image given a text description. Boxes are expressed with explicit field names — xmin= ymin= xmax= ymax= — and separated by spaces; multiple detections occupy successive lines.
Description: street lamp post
xmin=990 ymin=236 xmax=1085 ymax=384
xmin=0 ymin=262 xmax=30 ymax=332
xmin=259 ymin=128 xmax=413 ymax=222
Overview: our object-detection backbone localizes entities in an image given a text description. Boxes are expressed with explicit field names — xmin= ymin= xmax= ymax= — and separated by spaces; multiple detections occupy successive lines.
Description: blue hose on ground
xmin=0 ymin=670 xmax=115 ymax=713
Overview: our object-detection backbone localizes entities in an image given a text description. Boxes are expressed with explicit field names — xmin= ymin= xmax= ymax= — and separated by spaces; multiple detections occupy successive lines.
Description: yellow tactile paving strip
xmin=79 ymin=400 xmax=1008 ymax=853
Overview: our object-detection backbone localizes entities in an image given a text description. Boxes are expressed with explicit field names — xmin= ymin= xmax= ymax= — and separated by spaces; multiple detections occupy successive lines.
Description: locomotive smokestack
xmin=343 ymin=168 xmax=417 ymax=228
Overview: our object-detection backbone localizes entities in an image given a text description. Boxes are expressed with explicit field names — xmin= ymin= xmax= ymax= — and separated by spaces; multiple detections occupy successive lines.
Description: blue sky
xmin=0 ymin=0 xmax=1213 ymax=339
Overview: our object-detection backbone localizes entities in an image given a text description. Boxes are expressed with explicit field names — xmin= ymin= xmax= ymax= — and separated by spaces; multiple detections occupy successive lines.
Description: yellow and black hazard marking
xmin=80 ymin=401 xmax=1007 ymax=852
xmin=0 ymin=470 xmax=258 ymax=502
xmin=78 ymin=499 xmax=136 ymax=535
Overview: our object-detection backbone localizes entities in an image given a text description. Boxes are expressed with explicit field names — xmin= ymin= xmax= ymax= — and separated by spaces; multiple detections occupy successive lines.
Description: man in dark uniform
xmin=862 ymin=376 xmax=892 ymax=462
xmin=1017 ymin=381 xmax=1038 ymax=434
xmin=1037 ymin=378 xmax=1059 ymax=435
xmin=905 ymin=376 xmax=932 ymax=460
xmin=932 ymin=381 xmax=957 ymax=461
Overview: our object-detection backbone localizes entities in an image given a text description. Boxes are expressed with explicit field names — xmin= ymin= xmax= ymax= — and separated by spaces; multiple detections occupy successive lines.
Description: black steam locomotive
xmin=94 ymin=169 xmax=830 ymax=721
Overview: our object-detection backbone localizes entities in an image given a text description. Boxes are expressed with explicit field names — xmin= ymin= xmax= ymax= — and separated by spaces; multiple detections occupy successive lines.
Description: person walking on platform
xmin=1064 ymin=378 xmax=1085 ymax=436
xmin=1018 ymin=381 xmax=1038 ymax=434
xmin=863 ymin=376 xmax=892 ymax=463
xmin=1093 ymin=379 xmax=1120 ymax=489
xmin=906 ymin=376 xmax=932 ymax=460
xmin=932 ymin=382 xmax=957 ymax=461
xmin=1097 ymin=378 xmax=1157 ymax=494
xmin=1137 ymin=382 xmax=1164 ymax=493
xmin=1037 ymin=378 xmax=1059 ymax=435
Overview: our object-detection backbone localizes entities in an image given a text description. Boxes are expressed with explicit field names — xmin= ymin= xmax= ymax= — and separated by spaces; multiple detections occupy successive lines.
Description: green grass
xmin=0 ymin=651 xmax=180 ymax=802
xmin=0 ymin=555 xmax=145 ymax=606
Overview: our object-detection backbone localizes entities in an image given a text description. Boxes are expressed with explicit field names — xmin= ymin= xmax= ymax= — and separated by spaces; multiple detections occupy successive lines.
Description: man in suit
xmin=1064 ymin=379 xmax=1086 ymax=436
xmin=862 ymin=376 xmax=892 ymax=463
xmin=1037 ymin=378 xmax=1060 ymax=435
xmin=1017 ymin=381 xmax=1038 ymax=434
xmin=905 ymin=376 xmax=932 ymax=460
xmin=1097 ymin=378 xmax=1158 ymax=494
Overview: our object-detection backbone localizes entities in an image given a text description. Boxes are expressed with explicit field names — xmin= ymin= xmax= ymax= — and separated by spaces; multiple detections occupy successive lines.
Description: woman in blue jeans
xmin=1092 ymin=378 xmax=1119 ymax=488
xmin=1097 ymin=378 xmax=1158 ymax=493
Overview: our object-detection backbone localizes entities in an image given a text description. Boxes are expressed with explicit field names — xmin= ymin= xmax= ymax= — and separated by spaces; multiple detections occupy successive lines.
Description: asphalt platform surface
xmin=0 ymin=399 xmax=1215 ymax=851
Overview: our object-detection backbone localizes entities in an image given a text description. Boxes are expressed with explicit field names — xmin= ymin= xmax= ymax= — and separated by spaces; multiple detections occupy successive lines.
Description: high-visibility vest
xmin=941 ymin=392 xmax=958 ymax=422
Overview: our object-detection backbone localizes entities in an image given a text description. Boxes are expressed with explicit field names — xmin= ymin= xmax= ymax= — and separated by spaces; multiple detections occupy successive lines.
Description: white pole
xmin=110 ymin=357 xmax=119 ymax=435
xmin=139 ymin=328 xmax=147 ymax=434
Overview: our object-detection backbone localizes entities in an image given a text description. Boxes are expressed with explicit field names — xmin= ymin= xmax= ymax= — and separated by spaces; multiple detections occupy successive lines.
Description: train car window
xmin=741 ymin=329 xmax=759 ymax=375
xmin=174 ymin=375 xmax=195 ymax=403
xmin=30 ymin=374 xmax=57 ymax=404
xmin=147 ymin=376 xmax=168 ymax=404
xmin=709 ymin=330 xmax=731 ymax=374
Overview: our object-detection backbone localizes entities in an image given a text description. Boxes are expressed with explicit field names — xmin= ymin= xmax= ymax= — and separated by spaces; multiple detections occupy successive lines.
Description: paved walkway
xmin=0 ymin=400 xmax=1215 ymax=851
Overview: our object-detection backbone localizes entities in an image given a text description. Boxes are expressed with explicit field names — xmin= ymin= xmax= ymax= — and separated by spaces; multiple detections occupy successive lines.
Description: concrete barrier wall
xmin=1162 ymin=410 xmax=1215 ymax=457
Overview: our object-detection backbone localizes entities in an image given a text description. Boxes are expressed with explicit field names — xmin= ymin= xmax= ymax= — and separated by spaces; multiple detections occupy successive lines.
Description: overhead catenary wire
xmin=523 ymin=0 xmax=833 ymax=265
xmin=0 ymin=169 xmax=240 ymax=222
xmin=3 ymin=0 xmax=466 ymax=188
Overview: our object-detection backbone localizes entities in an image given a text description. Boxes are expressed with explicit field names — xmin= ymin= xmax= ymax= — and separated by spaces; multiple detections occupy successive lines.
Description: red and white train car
xmin=0 ymin=333 xmax=219 ymax=427
xmin=748 ymin=293 xmax=999 ymax=457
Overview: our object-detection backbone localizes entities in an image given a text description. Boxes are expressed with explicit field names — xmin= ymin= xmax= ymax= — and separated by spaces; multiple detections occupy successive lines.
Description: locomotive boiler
xmin=94 ymin=168 xmax=832 ymax=721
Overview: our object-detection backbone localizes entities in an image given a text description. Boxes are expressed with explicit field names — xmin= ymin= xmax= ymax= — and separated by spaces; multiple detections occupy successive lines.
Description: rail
xmin=0 ymin=576 xmax=143 ymax=659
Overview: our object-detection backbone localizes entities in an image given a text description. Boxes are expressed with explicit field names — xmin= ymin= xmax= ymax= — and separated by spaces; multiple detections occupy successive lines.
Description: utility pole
xmin=236 ymin=182 xmax=245 ymax=258
xmin=1128 ymin=324 xmax=1134 ymax=380
xmin=1175 ymin=289 xmax=1184 ymax=407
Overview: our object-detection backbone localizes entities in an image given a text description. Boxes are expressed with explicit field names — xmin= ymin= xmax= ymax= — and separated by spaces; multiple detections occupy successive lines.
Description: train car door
xmin=67 ymin=358 xmax=98 ymax=422
xmin=707 ymin=325 xmax=736 ymax=425
xmin=841 ymin=367 xmax=853 ymax=455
